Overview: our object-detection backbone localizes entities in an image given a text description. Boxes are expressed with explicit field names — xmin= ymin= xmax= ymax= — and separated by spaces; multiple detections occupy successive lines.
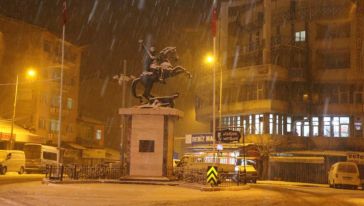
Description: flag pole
xmin=212 ymin=0 xmax=217 ymax=161
xmin=57 ymin=0 xmax=66 ymax=169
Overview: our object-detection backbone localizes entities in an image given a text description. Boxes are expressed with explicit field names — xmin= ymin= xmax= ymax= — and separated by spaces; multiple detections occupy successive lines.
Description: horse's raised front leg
xmin=172 ymin=66 xmax=192 ymax=79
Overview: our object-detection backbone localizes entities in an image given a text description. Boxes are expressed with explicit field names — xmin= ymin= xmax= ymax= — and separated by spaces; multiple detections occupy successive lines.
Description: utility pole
xmin=10 ymin=75 xmax=19 ymax=150
xmin=120 ymin=60 xmax=127 ymax=175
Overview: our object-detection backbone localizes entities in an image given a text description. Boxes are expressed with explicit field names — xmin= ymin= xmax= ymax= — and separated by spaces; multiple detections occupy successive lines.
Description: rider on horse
xmin=144 ymin=45 xmax=166 ymax=83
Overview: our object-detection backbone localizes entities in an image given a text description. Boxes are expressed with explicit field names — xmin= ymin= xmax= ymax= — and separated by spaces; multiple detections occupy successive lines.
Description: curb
xmin=178 ymin=182 xmax=251 ymax=191
xmin=200 ymin=185 xmax=251 ymax=192
xmin=257 ymin=181 xmax=328 ymax=188
xmin=42 ymin=178 xmax=251 ymax=191
xmin=42 ymin=178 xmax=180 ymax=186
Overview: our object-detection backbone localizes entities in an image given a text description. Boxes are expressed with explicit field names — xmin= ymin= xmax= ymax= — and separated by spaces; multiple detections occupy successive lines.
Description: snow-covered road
xmin=0 ymin=181 xmax=363 ymax=206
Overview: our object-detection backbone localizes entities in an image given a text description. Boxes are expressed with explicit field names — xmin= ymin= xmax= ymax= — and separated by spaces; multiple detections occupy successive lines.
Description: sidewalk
xmin=257 ymin=180 xmax=329 ymax=188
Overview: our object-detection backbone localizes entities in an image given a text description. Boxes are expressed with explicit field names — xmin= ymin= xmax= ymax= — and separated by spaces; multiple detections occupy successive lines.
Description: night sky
xmin=0 ymin=0 xmax=215 ymax=147
xmin=0 ymin=0 xmax=214 ymax=78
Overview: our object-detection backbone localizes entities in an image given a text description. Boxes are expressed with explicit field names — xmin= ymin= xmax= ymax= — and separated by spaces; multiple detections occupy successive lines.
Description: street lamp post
xmin=9 ymin=75 xmax=19 ymax=150
xmin=205 ymin=54 xmax=216 ymax=156
xmin=10 ymin=69 xmax=37 ymax=149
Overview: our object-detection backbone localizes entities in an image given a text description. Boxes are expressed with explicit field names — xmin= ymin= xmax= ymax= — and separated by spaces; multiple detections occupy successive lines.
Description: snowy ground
xmin=0 ymin=172 xmax=43 ymax=185
xmin=0 ymin=181 xmax=364 ymax=206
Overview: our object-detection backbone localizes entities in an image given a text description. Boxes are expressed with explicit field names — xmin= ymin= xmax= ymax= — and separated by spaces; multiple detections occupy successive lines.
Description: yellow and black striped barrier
xmin=207 ymin=166 xmax=218 ymax=185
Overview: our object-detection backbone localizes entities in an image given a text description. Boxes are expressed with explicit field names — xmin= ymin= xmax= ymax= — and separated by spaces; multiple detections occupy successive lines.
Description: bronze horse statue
xmin=131 ymin=45 xmax=192 ymax=104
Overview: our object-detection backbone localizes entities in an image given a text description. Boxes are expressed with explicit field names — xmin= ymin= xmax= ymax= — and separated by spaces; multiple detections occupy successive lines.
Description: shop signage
xmin=216 ymin=129 xmax=241 ymax=143
xmin=185 ymin=133 xmax=213 ymax=144
xmin=347 ymin=152 xmax=364 ymax=164
xmin=0 ymin=132 xmax=12 ymax=141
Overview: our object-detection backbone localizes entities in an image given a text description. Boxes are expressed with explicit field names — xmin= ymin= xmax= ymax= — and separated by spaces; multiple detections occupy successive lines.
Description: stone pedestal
xmin=119 ymin=107 xmax=183 ymax=180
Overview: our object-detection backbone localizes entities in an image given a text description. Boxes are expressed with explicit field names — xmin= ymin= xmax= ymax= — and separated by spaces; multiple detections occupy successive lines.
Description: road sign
xmin=216 ymin=129 xmax=241 ymax=143
xmin=207 ymin=166 xmax=218 ymax=185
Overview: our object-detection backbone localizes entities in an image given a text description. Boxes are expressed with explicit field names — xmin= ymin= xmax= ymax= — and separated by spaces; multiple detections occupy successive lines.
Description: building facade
xmin=195 ymin=0 xmax=364 ymax=152
xmin=0 ymin=16 xmax=82 ymax=149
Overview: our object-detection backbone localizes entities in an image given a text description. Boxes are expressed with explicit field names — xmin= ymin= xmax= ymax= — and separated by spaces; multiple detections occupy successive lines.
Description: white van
xmin=24 ymin=143 xmax=58 ymax=173
xmin=328 ymin=162 xmax=360 ymax=189
xmin=0 ymin=150 xmax=26 ymax=175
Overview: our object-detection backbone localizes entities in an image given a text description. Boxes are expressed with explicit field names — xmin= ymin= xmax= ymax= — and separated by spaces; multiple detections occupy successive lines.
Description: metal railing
xmin=45 ymin=165 xmax=122 ymax=181
xmin=174 ymin=167 xmax=255 ymax=187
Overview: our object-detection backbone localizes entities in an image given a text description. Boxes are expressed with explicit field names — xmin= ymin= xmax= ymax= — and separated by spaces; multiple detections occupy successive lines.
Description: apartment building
xmin=0 ymin=16 xmax=81 ymax=149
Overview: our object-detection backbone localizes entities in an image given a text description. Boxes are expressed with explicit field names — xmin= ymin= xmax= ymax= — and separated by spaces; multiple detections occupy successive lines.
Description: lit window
xmin=67 ymin=98 xmax=73 ymax=110
xmin=96 ymin=129 xmax=102 ymax=140
xmin=276 ymin=115 xmax=279 ymax=135
xmin=50 ymin=119 xmax=60 ymax=132
xmin=323 ymin=117 xmax=331 ymax=137
xmin=255 ymin=114 xmax=263 ymax=134
xmin=248 ymin=115 xmax=252 ymax=134
xmin=287 ymin=117 xmax=292 ymax=133
xmin=303 ymin=117 xmax=310 ymax=137
xmin=340 ymin=117 xmax=350 ymax=137
xmin=312 ymin=117 xmax=319 ymax=136
xmin=295 ymin=31 xmax=306 ymax=42
xmin=296 ymin=122 xmax=302 ymax=136
xmin=269 ymin=114 xmax=274 ymax=134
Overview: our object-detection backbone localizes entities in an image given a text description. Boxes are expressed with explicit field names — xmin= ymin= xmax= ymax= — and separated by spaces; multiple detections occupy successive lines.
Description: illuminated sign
xmin=185 ymin=133 xmax=213 ymax=144
xmin=216 ymin=129 xmax=241 ymax=143
xmin=347 ymin=152 xmax=364 ymax=164
xmin=0 ymin=133 xmax=13 ymax=141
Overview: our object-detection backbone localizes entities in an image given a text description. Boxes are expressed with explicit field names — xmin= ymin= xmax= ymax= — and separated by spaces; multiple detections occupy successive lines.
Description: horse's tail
xmin=131 ymin=78 xmax=143 ymax=103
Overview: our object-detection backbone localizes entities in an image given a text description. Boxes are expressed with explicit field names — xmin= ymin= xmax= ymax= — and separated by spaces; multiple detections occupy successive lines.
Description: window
xmin=276 ymin=115 xmax=280 ymax=135
xmin=95 ymin=129 xmax=102 ymax=140
xmin=139 ymin=140 xmax=154 ymax=152
xmin=43 ymin=152 xmax=57 ymax=161
xmin=295 ymin=121 xmax=302 ymax=136
xmin=322 ymin=51 xmax=350 ymax=69
xmin=332 ymin=116 xmax=349 ymax=137
xmin=67 ymin=98 xmax=73 ymax=110
xmin=354 ymin=118 xmax=362 ymax=137
xmin=248 ymin=115 xmax=252 ymax=134
xmin=339 ymin=117 xmax=350 ymax=137
xmin=354 ymin=85 xmax=364 ymax=104
xmin=269 ymin=114 xmax=274 ymax=134
xmin=323 ymin=117 xmax=331 ymax=137
xmin=51 ymin=96 xmax=60 ymax=107
xmin=255 ymin=114 xmax=263 ymax=134
xmin=50 ymin=119 xmax=60 ymax=132
xmin=303 ymin=118 xmax=310 ymax=137
xmin=295 ymin=31 xmax=306 ymax=42
xmin=257 ymin=82 xmax=264 ymax=100
xmin=312 ymin=117 xmax=319 ymax=136
xmin=287 ymin=117 xmax=292 ymax=133
xmin=338 ymin=86 xmax=349 ymax=104
xmin=39 ymin=118 xmax=46 ymax=129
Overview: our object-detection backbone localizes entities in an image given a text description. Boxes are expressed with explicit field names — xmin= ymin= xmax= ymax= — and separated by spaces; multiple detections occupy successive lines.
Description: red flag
xmin=211 ymin=1 xmax=217 ymax=37
xmin=62 ymin=0 xmax=67 ymax=25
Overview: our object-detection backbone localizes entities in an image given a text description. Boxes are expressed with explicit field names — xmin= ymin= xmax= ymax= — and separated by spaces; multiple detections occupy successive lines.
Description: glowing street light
xmin=10 ymin=68 xmax=37 ymax=149
xmin=26 ymin=68 xmax=37 ymax=78
xmin=205 ymin=54 xmax=215 ymax=65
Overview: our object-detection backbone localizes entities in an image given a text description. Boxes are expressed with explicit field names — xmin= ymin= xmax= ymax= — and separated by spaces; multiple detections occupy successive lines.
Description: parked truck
xmin=175 ymin=153 xmax=258 ymax=183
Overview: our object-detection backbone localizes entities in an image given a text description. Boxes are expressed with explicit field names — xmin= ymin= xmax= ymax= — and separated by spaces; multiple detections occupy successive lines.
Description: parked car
xmin=0 ymin=150 xmax=26 ymax=175
xmin=235 ymin=164 xmax=258 ymax=183
xmin=328 ymin=162 xmax=360 ymax=189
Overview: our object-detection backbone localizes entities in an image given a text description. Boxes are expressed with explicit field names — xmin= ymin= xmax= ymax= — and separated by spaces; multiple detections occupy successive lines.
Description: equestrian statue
xmin=131 ymin=40 xmax=192 ymax=107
